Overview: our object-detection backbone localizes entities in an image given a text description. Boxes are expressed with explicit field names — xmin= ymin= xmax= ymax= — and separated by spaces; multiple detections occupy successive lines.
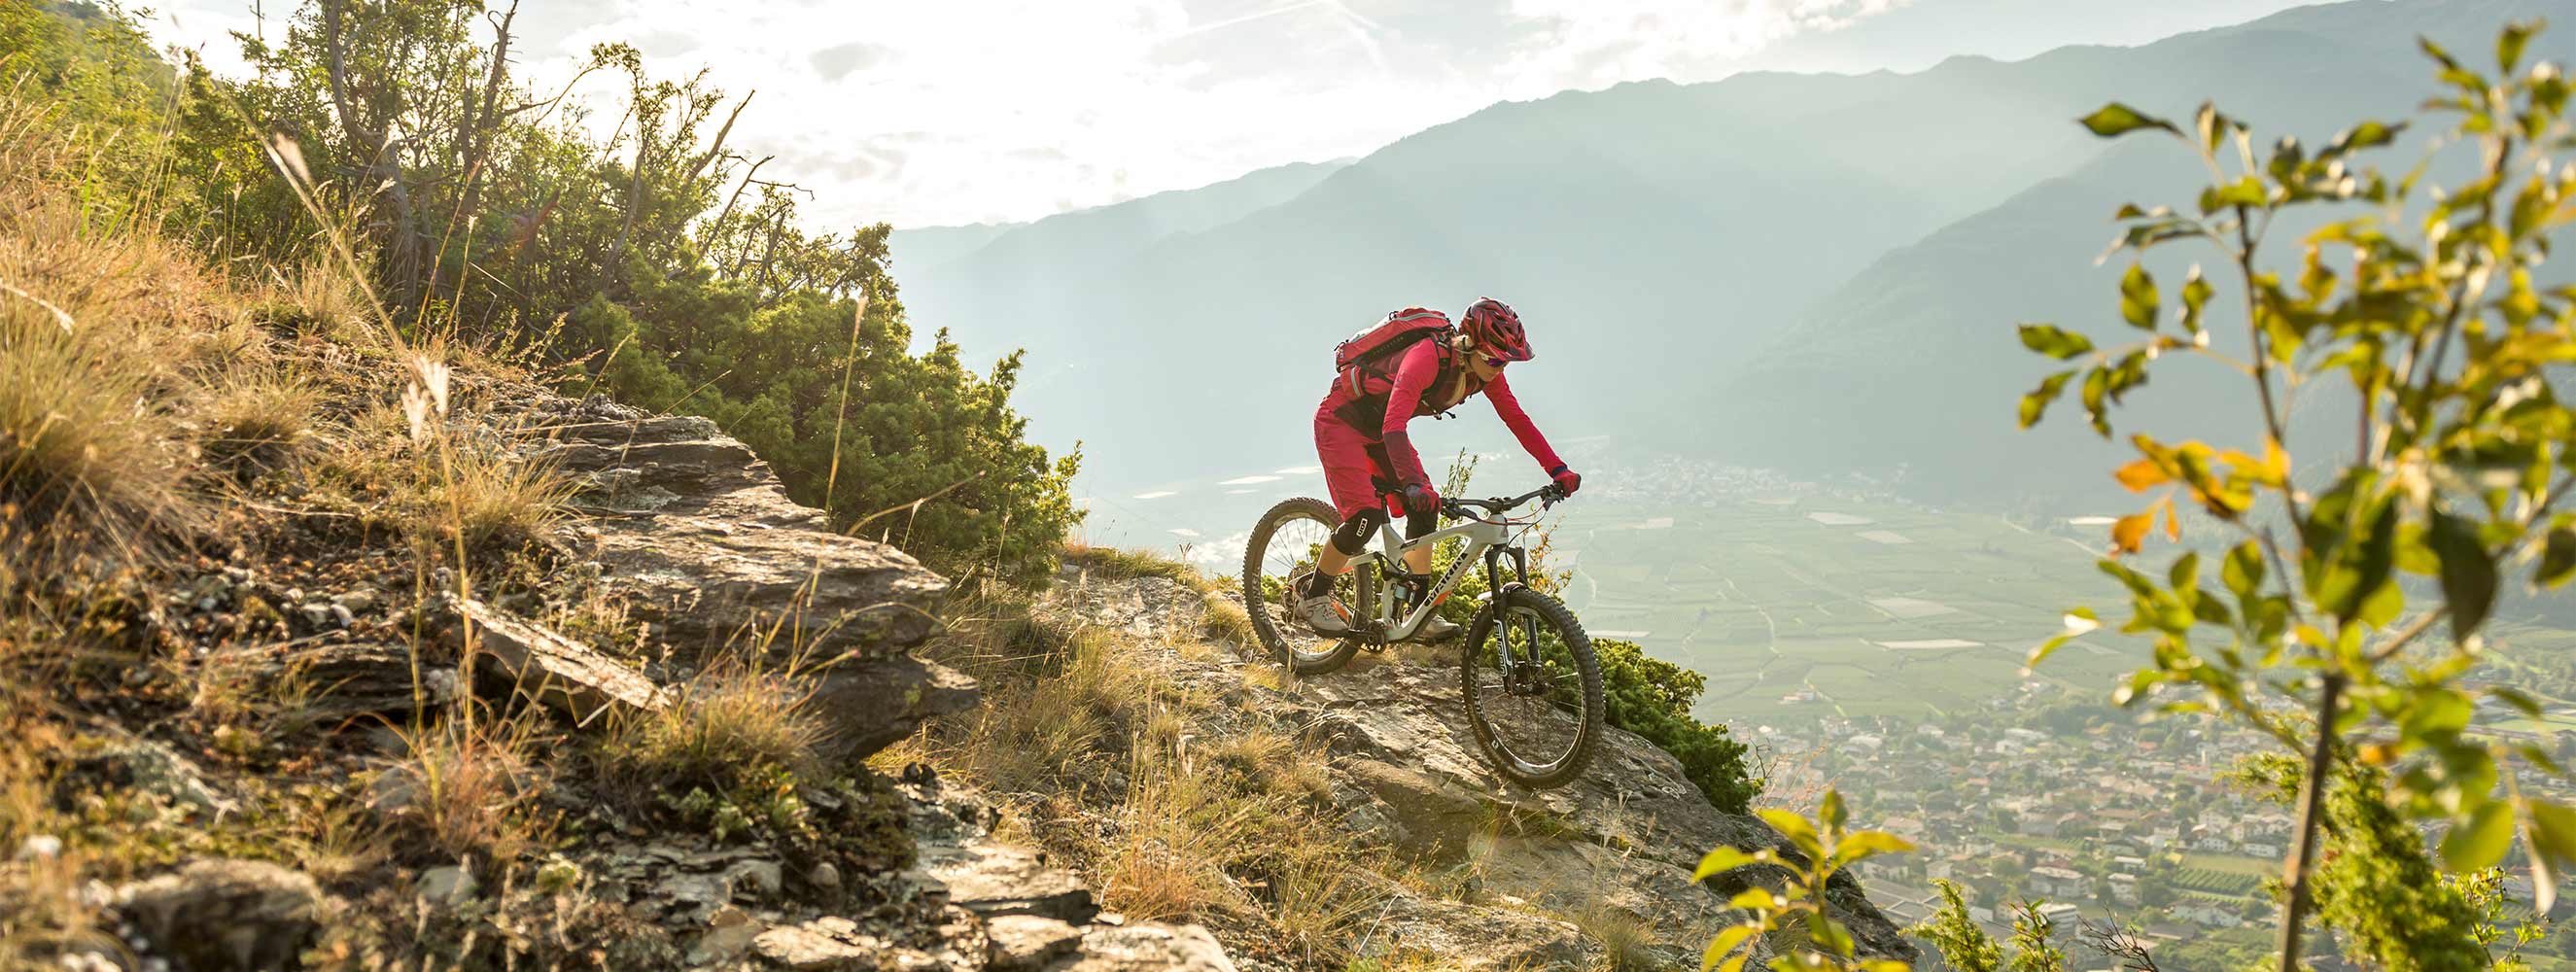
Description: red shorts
xmin=1313 ymin=406 xmax=1398 ymax=520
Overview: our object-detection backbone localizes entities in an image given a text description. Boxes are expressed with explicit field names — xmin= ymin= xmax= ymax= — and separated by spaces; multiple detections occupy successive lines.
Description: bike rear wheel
xmin=1242 ymin=497 xmax=1367 ymax=675
xmin=1459 ymin=588 xmax=1603 ymax=788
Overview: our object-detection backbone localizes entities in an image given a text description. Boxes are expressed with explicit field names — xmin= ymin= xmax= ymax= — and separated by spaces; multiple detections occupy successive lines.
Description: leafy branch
xmin=2019 ymin=19 xmax=2576 ymax=971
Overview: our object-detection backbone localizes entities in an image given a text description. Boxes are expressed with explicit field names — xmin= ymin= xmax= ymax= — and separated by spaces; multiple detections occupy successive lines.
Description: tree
xmin=2017 ymin=19 xmax=2576 ymax=971
xmin=191 ymin=0 xmax=1082 ymax=581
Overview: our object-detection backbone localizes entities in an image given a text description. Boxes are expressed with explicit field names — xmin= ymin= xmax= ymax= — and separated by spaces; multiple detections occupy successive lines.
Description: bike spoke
xmin=1468 ymin=605 xmax=1585 ymax=778
xmin=1249 ymin=509 xmax=1362 ymax=666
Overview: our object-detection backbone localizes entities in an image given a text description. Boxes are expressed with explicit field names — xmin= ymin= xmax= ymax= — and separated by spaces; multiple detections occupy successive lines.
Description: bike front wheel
xmin=1241 ymin=497 xmax=1367 ymax=675
xmin=1459 ymin=588 xmax=1603 ymax=788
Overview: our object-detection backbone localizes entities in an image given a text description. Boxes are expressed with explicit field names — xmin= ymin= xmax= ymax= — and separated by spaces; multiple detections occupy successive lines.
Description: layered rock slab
xmin=496 ymin=393 xmax=972 ymax=761
xmin=514 ymin=397 xmax=948 ymax=660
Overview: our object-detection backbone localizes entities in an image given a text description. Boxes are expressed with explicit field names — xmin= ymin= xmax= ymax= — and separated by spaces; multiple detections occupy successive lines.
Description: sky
xmin=142 ymin=0 xmax=2330 ymax=230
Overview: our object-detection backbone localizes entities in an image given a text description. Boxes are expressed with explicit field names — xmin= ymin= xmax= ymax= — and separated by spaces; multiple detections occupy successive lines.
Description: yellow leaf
xmin=2112 ymin=511 xmax=2152 ymax=554
xmin=2113 ymin=458 xmax=2170 ymax=491
xmin=2162 ymin=497 xmax=2181 ymax=541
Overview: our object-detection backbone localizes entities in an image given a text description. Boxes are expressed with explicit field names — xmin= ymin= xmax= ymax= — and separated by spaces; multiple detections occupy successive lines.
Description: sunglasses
xmin=1480 ymin=355 xmax=1512 ymax=368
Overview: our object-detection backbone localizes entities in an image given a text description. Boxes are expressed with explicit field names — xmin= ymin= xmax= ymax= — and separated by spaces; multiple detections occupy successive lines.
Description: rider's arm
xmin=1482 ymin=372 xmax=1566 ymax=472
xmin=1377 ymin=340 xmax=1440 ymax=490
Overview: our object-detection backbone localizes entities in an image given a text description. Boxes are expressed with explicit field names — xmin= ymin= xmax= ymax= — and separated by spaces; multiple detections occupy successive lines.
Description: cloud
xmin=140 ymin=0 xmax=1914 ymax=227
xmin=808 ymin=41 xmax=888 ymax=82
xmin=1496 ymin=0 xmax=1915 ymax=95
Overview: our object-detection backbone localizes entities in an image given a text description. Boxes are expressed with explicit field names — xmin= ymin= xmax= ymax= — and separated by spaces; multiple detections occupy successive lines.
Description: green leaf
xmin=1759 ymin=809 xmax=1822 ymax=855
xmin=2019 ymin=370 xmax=2077 ymax=430
xmin=2404 ymin=688 xmax=2475 ymax=740
xmin=2017 ymin=324 xmax=2096 ymax=360
xmin=2119 ymin=264 xmax=2159 ymax=330
xmin=2099 ymin=559 xmax=2157 ymax=597
xmin=2538 ymin=527 xmax=2576 ymax=587
xmin=2422 ymin=36 xmax=2464 ymax=73
xmin=1728 ymin=886 xmax=1783 ymax=911
xmin=2168 ymin=551 xmax=2201 ymax=592
xmin=1808 ymin=914 xmax=1858 ymax=958
xmin=2444 ymin=799 xmax=2515 ymax=871
xmin=2430 ymin=508 xmax=2499 ymax=642
xmin=1834 ymin=831 xmax=1916 ymax=862
xmin=2194 ymin=100 xmax=2229 ymax=154
xmin=2223 ymin=540 xmax=2266 ymax=600
xmin=2179 ymin=266 xmax=2213 ymax=335
xmin=2524 ymin=802 xmax=2576 ymax=910
xmin=2358 ymin=577 xmax=2405 ymax=629
xmin=2080 ymin=366 xmax=2111 ymax=437
xmin=2316 ymin=498 xmax=2399 ymax=624
xmin=1820 ymin=790 xmax=1847 ymax=832
xmin=1702 ymin=925 xmax=1756 ymax=972
xmin=2198 ymin=176 xmax=2269 ymax=215
xmin=2324 ymin=120 xmax=2407 ymax=158
xmin=2025 ymin=632 xmax=2076 ymax=674
xmin=2500 ymin=20 xmax=2535 ymax=73
xmin=2079 ymin=103 xmax=2181 ymax=138
xmin=1693 ymin=848 xmax=1760 ymax=882
xmin=2489 ymin=686 xmax=2545 ymax=718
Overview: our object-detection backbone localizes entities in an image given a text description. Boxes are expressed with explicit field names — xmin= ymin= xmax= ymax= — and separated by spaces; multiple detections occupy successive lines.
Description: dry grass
xmin=594 ymin=660 xmax=825 ymax=798
xmin=420 ymin=436 xmax=576 ymax=552
xmin=384 ymin=714 xmax=551 ymax=863
xmin=1200 ymin=591 xmax=1257 ymax=647
xmin=202 ymin=367 xmax=319 ymax=469
xmin=921 ymin=584 xmax=1403 ymax=966
xmin=1565 ymin=899 xmax=1658 ymax=972
xmin=0 ymin=91 xmax=270 ymax=579
xmin=258 ymin=260 xmax=369 ymax=342
xmin=1062 ymin=543 xmax=1207 ymax=588
xmin=0 ymin=701 xmax=115 ymax=968
xmin=0 ymin=312 xmax=190 ymax=573
xmin=945 ymin=629 xmax=1122 ymax=790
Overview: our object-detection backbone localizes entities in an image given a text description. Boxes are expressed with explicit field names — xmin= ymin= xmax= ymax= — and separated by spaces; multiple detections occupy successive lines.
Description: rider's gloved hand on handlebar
xmin=1402 ymin=482 xmax=1441 ymax=516
xmin=1549 ymin=465 xmax=1583 ymax=496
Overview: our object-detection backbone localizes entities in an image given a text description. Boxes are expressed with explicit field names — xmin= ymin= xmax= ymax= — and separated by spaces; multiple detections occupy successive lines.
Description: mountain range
xmin=892 ymin=0 xmax=2576 ymax=508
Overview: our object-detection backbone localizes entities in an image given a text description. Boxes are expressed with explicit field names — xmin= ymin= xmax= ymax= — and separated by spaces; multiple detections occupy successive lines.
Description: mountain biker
xmin=1293 ymin=297 xmax=1584 ymax=639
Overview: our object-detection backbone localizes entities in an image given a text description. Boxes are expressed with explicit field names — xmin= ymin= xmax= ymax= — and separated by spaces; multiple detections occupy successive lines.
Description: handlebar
xmin=1442 ymin=484 xmax=1567 ymax=520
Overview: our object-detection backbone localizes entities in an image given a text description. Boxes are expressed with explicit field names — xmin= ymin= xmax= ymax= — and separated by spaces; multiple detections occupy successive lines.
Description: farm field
xmin=1549 ymin=495 xmax=2149 ymax=726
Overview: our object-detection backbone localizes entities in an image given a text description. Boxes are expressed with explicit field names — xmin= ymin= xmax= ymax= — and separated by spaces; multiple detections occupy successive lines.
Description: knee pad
xmin=1404 ymin=506 xmax=1436 ymax=539
xmin=1331 ymin=508 xmax=1388 ymax=555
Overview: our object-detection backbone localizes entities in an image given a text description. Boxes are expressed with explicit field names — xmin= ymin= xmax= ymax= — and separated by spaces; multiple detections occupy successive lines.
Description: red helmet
xmin=1461 ymin=297 xmax=1531 ymax=362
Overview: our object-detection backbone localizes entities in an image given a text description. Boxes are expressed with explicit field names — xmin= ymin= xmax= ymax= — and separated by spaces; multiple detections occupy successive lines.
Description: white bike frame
xmin=1338 ymin=512 xmax=1528 ymax=643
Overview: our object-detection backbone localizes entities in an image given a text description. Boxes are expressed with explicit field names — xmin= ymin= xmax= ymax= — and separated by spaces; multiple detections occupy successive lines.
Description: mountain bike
xmin=1240 ymin=484 xmax=1604 ymax=788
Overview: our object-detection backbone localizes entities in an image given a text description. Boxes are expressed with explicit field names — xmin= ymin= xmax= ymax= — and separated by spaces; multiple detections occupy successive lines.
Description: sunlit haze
xmin=146 ymin=0 xmax=2318 ymax=228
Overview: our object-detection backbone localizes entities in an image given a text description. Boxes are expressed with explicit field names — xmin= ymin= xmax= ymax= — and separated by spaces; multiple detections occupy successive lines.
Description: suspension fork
xmin=1480 ymin=544 xmax=1539 ymax=675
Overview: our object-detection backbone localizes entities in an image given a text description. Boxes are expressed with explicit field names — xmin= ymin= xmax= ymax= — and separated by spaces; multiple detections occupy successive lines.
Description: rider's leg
xmin=1400 ymin=504 xmax=1436 ymax=575
xmin=1397 ymin=503 xmax=1460 ymax=641
xmin=1313 ymin=508 xmax=1386 ymax=586
xmin=1310 ymin=416 xmax=1384 ymax=592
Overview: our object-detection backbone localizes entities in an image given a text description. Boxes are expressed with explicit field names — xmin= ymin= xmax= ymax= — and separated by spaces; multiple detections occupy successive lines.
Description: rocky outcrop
xmin=439 ymin=595 xmax=669 ymax=722
xmin=512 ymin=397 xmax=949 ymax=662
xmin=500 ymin=393 xmax=973 ymax=763
xmin=112 ymin=859 xmax=333 ymax=971
xmin=236 ymin=641 xmax=458 ymax=725
xmin=900 ymin=768 xmax=1238 ymax=972
xmin=1046 ymin=566 xmax=1917 ymax=969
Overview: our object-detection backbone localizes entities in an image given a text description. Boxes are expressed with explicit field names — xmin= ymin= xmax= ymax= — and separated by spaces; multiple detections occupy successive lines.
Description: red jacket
xmin=1318 ymin=339 xmax=1564 ymax=489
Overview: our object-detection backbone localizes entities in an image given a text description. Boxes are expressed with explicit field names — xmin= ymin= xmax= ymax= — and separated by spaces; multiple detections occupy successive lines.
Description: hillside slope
xmin=906 ymin=554 xmax=1918 ymax=969
xmin=1704 ymin=0 xmax=2576 ymax=501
